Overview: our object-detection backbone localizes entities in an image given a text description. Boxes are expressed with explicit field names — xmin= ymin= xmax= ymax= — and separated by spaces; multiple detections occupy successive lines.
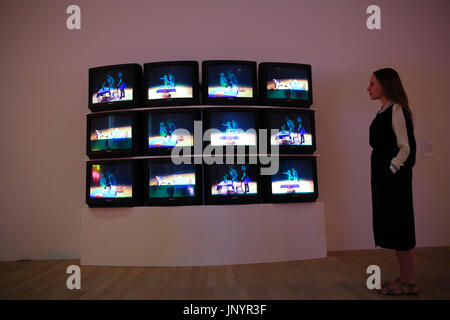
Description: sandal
xmin=379 ymin=279 xmax=419 ymax=296
xmin=381 ymin=277 xmax=400 ymax=289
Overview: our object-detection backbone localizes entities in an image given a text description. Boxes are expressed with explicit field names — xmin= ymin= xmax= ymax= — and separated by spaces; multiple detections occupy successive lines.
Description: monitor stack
xmin=258 ymin=62 xmax=318 ymax=203
xmin=85 ymin=60 xmax=318 ymax=207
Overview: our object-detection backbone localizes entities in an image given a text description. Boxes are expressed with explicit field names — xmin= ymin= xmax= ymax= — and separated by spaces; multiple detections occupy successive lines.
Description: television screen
xmin=86 ymin=160 xmax=143 ymax=207
xmin=266 ymin=156 xmax=318 ymax=202
xmin=205 ymin=109 xmax=258 ymax=148
xmin=146 ymin=158 xmax=202 ymax=205
xmin=89 ymin=162 xmax=133 ymax=199
xmin=144 ymin=61 xmax=199 ymax=106
xmin=202 ymin=61 xmax=257 ymax=105
xmin=211 ymin=163 xmax=258 ymax=196
xmin=88 ymin=114 xmax=132 ymax=151
xmin=89 ymin=64 xmax=142 ymax=111
xmin=265 ymin=109 xmax=316 ymax=153
xmin=204 ymin=160 xmax=262 ymax=205
xmin=86 ymin=111 xmax=141 ymax=158
xmin=146 ymin=109 xmax=199 ymax=155
xmin=259 ymin=62 xmax=312 ymax=107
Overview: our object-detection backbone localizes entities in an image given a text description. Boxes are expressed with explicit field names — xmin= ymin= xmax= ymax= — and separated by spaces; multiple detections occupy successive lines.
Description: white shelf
xmin=85 ymin=105 xmax=319 ymax=115
xmin=81 ymin=201 xmax=326 ymax=266
xmin=84 ymin=153 xmax=320 ymax=162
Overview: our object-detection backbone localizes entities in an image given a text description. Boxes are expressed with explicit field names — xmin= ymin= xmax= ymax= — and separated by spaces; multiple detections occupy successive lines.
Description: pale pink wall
xmin=1 ymin=0 xmax=449 ymax=260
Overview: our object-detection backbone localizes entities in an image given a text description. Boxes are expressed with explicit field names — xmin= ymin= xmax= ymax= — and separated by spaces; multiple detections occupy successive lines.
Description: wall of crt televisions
xmin=85 ymin=60 xmax=319 ymax=207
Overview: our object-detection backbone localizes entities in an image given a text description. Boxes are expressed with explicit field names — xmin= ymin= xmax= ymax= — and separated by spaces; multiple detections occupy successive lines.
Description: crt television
xmin=203 ymin=108 xmax=259 ymax=154
xmin=202 ymin=60 xmax=257 ymax=105
xmin=263 ymin=155 xmax=318 ymax=203
xmin=86 ymin=111 xmax=142 ymax=158
xmin=144 ymin=108 xmax=201 ymax=156
xmin=144 ymin=61 xmax=199 ymax=107
xmin=263 ymin=108 xmax=316 ymax=154
xmin=89 ymin=63 xmax=142 ymax=112
xmin=145 ymin=157 xmax=202 ymax=206
xmin=86 ymin=159 xmax=144 ymax=207
xmin=204 ymin=158 xmax=262 ymax=205
xmin=258 ymin=62 xmax=313 ymax=108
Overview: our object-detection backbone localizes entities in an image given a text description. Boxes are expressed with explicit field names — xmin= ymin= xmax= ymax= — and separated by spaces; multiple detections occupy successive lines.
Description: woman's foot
xmin=379 ymin=279 xmax=419 ymax=295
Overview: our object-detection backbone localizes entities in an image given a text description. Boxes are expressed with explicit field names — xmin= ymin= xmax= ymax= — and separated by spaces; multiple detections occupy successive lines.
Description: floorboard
xmin=1 ymin=247 xmax=449 ymax=300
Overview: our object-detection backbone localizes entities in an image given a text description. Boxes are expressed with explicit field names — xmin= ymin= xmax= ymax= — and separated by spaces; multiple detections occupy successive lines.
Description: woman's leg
xmin=396 ymin=248 xmax=415 ymax=283
xmin=379 ymin=249 xmax=418 ymax=294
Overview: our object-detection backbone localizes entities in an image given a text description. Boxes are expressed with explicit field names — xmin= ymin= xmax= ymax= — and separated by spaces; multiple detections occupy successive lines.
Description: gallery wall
xmin=1 ymin=0 xmax=449 ymax=260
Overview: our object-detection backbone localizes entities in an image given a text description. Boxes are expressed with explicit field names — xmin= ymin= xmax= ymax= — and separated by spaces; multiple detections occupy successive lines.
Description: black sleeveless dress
xmin=369 ymin=104 xmax=416 ymax=250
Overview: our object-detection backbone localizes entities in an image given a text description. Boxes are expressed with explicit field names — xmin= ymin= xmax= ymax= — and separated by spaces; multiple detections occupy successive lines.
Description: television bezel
xmin=85 ymin=159 xmax=144 ymax=207
xmin=88 ymin=63 xmax=143 ymax=112
xmin=202 ymin=60 xmax=257 ymax=105
xmin=143 ymin=108 xmax=201 ymax=156
xmin=144 ymin=157 xmax=203 ymax=206
xmin=263 ymin=155 xmax=319 ymax=203
xmin=204 ymin=156 xmax=263 ymax=205
xmin=143 ymin=61 xmax=200 ymax=107
xmin=258 ymin=62 xmax=313 ymax=108
xmin=263 ymin=108 xmax=316 ymax=154
xmin=86 ymin=110 xmax=142 ymax=159
xmin=202 ymin=107 xmax=260 ymax=156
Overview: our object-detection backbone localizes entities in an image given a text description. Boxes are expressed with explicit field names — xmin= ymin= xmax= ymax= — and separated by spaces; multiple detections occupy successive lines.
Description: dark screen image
xmin=148 ymin=113 xmax=195 ymax=148
xmin=90 ymin=163 xmax=133 ymax=198
xmin=209 ymin=111 xmax=257 ymax=146
xmin=268 ymin=112 xmax=313 ymax=146
xmin=149 ymin=161 xmax=196 ymax=198
xmin=90 ymin=115 xmax=132 ymax=151
xmin=91 ymin=67 xmax=135 ymax=104
xmin=147 ymin=64 xmax=194 ymax=100
xmin=207 ymin=64 xmax=253 ymax=98
xmin=210 ymin=164 xmax=258 ymax=196
xmin=271 ymin=159 xmax=315 ymax=195
xmin=266 ymin=65 xmax=309 ymax=100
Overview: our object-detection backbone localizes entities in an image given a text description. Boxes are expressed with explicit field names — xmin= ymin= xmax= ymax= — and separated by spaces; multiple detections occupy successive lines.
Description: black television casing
xmin=143 ymin=108 xmax=201 ymax=156
xmin=86 ymin=159 xmax=144 ymax=207
xmin=144 ymin=157 xmax=203 ymax=206
xmin=202 ymin=60 xmax=257 ymax=105
xmin=143 ymin=61 xmax=199 ymax=107
xmin=86 ymin=111 xmax=143 ymax=159
xmin=89 ymin=63 xmax=143 ymax=112
xmin=263 ymin=108 xmax=316 ymax=154
xmin=258 ymin=62 xmax=313 ymax=108
xmin=202 ymin=107 xmax=260 ymax=156
xmin=263 ymin=155 xmax=318 ymax=203
xmin=204 ymin=156 xmax=263 ymax=205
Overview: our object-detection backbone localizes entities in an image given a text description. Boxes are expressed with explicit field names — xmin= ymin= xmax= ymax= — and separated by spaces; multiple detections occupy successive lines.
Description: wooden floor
xmin=1 ymin=247 xmax=449 ymax=300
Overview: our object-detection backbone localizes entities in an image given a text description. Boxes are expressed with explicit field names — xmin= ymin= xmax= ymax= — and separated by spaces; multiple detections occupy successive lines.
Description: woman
xmin=367 ymin=68 xmax=419 ymax=295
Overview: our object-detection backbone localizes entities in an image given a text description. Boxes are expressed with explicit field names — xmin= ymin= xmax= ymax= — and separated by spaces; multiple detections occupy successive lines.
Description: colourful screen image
xmin=267 ymin=78 xmax=308 ymax=99
xmin=271 ymin=159 xmax=315 ymax=195
xmin=91 ymin=68 xmax=134 ymax=104
xmin=149 ymin=162 xmax=196 ymax=198
xmin=210 ymin=112 xmax=257 ymax=146
xmin=90 ymin=115 xmax=132 ymax=151
xmin=148 ymin=65 xmax=193 ymax=100
xmin=270 ymin=114 xmax=312 ymax=146
xmin=207 ymin=64 xmax=253 ymax=98
xmin=265 ymin=65 xmax=309 ymax=100
xmin=211 ymin=164 xmax=257 ymax=196
xmin=90 ymin=163 xmax=133 ymax=198
xmin=148 ymin=113 xmax=194 ymax=148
